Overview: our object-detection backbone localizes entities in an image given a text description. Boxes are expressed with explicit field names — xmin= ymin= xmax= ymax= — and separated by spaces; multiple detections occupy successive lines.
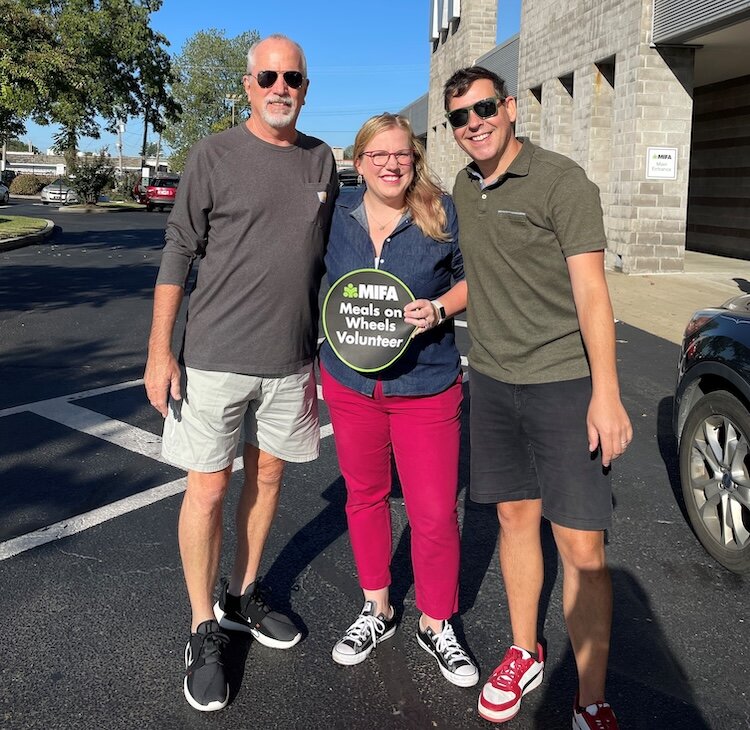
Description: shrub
xmin=9 ymin=174 xmax=54 ymax=195
xmin=71 ymin=151 xmax=115 ymax=204
xmin=114 ymin=170 xmax=141 ymax=200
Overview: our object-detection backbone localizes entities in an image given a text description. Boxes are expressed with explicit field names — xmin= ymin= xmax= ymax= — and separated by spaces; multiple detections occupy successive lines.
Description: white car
xmin=40 ymin=178 xmax=79 ymax=205
xmin=0 ymin=182 xmax=9 ymax=204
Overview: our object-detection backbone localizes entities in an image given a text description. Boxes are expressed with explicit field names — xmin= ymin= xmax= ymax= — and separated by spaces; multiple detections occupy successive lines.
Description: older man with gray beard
xmin=144 ymin=33 xmax=337 ymax=712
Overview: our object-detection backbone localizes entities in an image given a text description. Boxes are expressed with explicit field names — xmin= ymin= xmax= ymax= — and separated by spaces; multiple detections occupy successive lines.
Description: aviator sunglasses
xmin=446 ymin=96 xmax=504 ymax=129
xmin=249 ymin=70 xmax=305 ymax=89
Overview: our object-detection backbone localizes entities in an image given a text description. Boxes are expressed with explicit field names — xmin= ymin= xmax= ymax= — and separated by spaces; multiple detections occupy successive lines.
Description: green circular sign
xmin=322 ymin=268 xmax=416 ymax=372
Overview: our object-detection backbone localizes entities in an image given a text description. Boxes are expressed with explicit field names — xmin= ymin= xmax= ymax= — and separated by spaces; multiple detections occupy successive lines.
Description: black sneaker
xmin=213 ymin=578 xmax=301 ymax=649
xmin=331 ymin=600 xmax=397 ymax=666
xmin=183 ymin=619 xmax=229 ymax=712
xmin=417 ymin=620 xmax=479 ymax=687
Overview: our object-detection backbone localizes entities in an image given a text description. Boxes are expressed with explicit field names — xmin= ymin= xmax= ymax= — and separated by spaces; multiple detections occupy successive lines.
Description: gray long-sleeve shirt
xmin=157 ymin=124 xmax=337 ymax=376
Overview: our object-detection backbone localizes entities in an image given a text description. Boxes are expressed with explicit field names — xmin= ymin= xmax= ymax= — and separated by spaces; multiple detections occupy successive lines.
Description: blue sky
xmin=23 ymin=0 xmax=521 ymax=156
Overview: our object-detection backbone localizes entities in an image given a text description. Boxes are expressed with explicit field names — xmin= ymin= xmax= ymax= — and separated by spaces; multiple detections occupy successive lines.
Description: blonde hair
xmin=353 ymin=114 xmax=450 ymax=242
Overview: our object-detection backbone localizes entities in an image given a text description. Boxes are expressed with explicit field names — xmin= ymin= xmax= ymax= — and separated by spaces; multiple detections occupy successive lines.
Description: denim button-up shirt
xmin=319 ymin=187 xmax=464 ymax=396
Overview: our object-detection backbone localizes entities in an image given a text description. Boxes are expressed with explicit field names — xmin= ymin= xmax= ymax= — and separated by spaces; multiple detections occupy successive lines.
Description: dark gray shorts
xmin=469 ymin=367 xmax=612 ymax=530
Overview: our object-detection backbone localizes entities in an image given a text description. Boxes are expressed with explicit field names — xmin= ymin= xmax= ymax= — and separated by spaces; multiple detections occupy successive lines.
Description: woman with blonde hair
xmin=320 ymin=113 xmax=477 ymax=687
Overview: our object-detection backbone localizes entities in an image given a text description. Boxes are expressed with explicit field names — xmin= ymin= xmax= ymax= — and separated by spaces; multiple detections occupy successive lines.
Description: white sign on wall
xmin=646 ymin=147 xmax=677 ymax=180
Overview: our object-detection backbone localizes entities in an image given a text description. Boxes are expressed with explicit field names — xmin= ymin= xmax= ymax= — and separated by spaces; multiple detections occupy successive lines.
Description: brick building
xmin=402 ymin=0 xmax=750 ymax=272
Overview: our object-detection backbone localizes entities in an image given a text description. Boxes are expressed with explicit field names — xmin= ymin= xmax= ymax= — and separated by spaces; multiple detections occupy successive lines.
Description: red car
xmin=143 ymin=176 xmax=179 ymax=211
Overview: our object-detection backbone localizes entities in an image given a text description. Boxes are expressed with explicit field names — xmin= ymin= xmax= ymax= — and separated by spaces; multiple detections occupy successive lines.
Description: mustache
xmin=266 ymin=94 xmax=293 ymax=107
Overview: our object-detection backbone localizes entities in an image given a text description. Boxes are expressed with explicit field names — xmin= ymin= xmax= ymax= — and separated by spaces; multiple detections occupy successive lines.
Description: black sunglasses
xmin=249 ymin=70 xmax=305 ymax=89
xmin=445 ymin=96 xmax=504 ymax=129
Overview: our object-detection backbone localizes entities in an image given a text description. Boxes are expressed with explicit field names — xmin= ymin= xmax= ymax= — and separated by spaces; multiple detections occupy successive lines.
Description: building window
xmin=559 ymin=72 xmax=574 ymax=97
xmin=595 ymin=56 xmax=616 ymax=89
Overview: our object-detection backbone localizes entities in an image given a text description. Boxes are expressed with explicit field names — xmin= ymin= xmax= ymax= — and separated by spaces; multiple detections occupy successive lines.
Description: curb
xmin=7 ymin=195 xmax=144 ymax=212
xmin=55 ymin=203 xmax=145 ymax=214
xmin=0 ymin=220 xmax=56 ymax=252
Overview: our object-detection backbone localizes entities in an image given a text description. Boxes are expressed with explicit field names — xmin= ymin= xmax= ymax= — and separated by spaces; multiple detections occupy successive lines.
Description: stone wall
xmin=516 ymin=0 xmax=695 ymax=273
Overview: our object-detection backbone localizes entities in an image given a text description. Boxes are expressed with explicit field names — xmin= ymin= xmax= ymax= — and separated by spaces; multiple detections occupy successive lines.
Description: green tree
xmin=343 ymin=144 xmax=355 ymax=160
xmin=0 ymin=1 xmax=65 ymax=144
xmin=107 ymin=0 xmax=181 ymax=167
xmin=44 ymin=0 xmax=125 ymax=170
xmin=12 ymin=0 xmax=179 ymax=172
xmin=163 ymin=28 xmax=259 ymax=171
xmin=5 ymin=138 xmax=39 ymax=153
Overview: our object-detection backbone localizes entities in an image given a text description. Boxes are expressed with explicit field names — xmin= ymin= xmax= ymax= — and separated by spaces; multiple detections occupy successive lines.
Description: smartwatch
xmin=431 ymin=299 xmax=446 ymax=325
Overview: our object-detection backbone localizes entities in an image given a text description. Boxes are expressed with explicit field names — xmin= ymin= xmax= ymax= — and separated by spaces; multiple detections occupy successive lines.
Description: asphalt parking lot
xmin=0 ymin=201 xmax=747 ymax=729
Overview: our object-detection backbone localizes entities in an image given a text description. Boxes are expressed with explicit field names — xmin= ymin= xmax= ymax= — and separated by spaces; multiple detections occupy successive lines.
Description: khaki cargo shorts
xmin=161 ymin=364 xmax=320 ymax=472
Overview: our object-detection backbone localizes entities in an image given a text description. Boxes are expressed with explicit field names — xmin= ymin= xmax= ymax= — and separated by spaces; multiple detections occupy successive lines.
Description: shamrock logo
xmin=343 ymin=283 xmax=358 ymax=298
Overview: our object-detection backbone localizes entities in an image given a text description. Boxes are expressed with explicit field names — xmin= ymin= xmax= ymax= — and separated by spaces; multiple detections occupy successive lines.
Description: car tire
xmin=1 ymin=192 xmax=8 ymax=204
xmin=146 ymin=202 xmax=154 ymax=212
xmin=42 ymin=201 xmax=49 ymax=205
xmin=679 ymin=390 xmax=750 ymax=574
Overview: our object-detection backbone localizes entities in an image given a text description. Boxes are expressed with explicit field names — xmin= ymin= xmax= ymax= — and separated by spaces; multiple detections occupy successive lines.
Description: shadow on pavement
xmin=0 ymin=261 xmax=159 ymax=314
xmin=535 ymin=567 xmax=710 ymax=729
xmin=657 ymin=396 xmax=691 ymax=528
xmin=262 ymin=475 xmax=350 ymax=637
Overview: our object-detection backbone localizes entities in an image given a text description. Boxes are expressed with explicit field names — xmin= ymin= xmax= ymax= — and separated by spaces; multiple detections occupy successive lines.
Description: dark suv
xmin=144 ymin=176 xmax=179 ymax=211
xmin=673 ymin=293 xmax=750 ymax=574
xmin=337 ymin=167 xmax=362 ymax=188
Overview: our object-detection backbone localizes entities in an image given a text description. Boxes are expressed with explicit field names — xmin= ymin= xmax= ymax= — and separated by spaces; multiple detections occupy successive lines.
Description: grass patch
xmin=0 ymin=215 xmax=49 ymax=240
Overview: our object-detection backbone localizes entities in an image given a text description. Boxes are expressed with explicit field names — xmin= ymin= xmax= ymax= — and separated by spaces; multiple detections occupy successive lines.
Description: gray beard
xmin=261 ymin=101 xmax=296 ymax=129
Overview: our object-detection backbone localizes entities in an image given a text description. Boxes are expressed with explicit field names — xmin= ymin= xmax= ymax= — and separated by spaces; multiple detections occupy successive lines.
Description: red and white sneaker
xmin=478 ymin=643 xmax=544 ymax=723
xmin=572 ymin=694 xmax=619 ymax=729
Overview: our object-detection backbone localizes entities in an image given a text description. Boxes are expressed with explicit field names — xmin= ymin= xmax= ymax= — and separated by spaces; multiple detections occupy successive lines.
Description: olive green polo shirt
xmin=452 ymin=138 xmax=606 ymax=384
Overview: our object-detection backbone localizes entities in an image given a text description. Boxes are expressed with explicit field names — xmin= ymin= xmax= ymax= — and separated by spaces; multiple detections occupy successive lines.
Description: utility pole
xmin=225 ymin=94 xmax=243 ymax=126
xmin=154 ymin=132 xmax=162 ymax=172
xmin=140 ymin=104 xmax=150 ymax=169
xmin=116 ymin=120 xmax=125 ymax=175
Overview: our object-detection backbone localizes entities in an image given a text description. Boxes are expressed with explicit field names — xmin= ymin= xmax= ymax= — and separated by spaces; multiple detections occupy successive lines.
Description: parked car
xmin=144 ymin=176 xmax=178 ymax=211
xmin=337 ymin=166 xmax=362 ymax=188
xmin=40 ymin=178 xmax=79 ymax=205
xmin=673 ymin=293 xmax=750 ymax=574
xmin=0 ymin=182 xmax=9 ymax=204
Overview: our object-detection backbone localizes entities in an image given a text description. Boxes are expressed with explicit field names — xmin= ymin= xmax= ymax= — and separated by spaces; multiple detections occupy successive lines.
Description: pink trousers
xmin=321 ymin=365 xmax=462 ymax=620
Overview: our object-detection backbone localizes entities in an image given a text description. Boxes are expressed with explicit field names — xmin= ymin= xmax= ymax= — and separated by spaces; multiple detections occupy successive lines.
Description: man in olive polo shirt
xmin=444 ymin=66 xmax=632 ymax=729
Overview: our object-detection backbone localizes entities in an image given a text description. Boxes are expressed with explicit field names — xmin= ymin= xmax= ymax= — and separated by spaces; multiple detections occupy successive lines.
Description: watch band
xmin=431 ymin=299 xmax=446 ymax=325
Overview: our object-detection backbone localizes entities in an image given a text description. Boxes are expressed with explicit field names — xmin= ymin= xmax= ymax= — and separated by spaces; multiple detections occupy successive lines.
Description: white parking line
xmin=0 ymin=379 xmax=334 ymax=561
xmin=1 ymin=353 xmax=466 ymax=561
xmin=0 ymin=378 xmax=144 ymax=418
xmin=29 ymin=400 xmax=164 ymax=461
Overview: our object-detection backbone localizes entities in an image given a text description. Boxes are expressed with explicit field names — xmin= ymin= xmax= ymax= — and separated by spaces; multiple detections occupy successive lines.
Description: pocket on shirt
xmin=302 ymin=182 xmax=333 ymax=229
xmin=496 ymin=209 xmax=528 ymax=224
xmin=494 ymin=209 xmax=535 ymax=253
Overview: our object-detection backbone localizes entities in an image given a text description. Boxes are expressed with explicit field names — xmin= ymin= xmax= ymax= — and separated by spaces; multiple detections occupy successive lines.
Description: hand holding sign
xmin=403 ymin=299 xmax=440 ymax=335
xmin=322 ymin=269 xmax=416 ymax=372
